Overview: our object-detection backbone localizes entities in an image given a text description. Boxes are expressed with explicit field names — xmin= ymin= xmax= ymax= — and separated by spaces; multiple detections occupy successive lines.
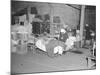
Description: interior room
xmin=11 ymin=0 xmax=96 ymax=74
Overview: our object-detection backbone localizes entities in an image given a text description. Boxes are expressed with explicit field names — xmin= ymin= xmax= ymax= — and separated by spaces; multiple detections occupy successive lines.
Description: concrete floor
xmin=11 ymin=48 xmax=93 ymax=74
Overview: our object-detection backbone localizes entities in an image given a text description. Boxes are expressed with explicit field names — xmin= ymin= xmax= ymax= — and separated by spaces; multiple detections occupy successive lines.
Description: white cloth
xmin=76 ymin=30 xmax=80 ymax=33
xmin=60 ymin=29 xmax=66 ymax=33
xmin=76 ymin=35 xmax=81 ymax=42
xmin=35 ymin=39 xmax=46 ymax=52
xmin=54 ymin=46 xmax=63 ymax=55
xmin=65 ymin=36 xmax=76 ymax=51
xmin=19 ymin=14 xmax=26 ymax=22
xmin=91 ymin=33 xmax=95 ymax=36
xmin=24 ymin=23 xmax=32 ymax=34
xmin=16 ymin=26 xmax=28 ymax=33
xmin=11 ymin=39 xmax=18 ymax=53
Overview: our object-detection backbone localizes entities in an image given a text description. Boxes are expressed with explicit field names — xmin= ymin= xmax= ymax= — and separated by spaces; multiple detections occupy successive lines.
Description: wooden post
xmin=49 ymin=3 xmax=53 ymax=35
xmin=27 ymin=6 xmax=31 ymax=23
xmin=80 ymin=5 xmax=85 ymax=47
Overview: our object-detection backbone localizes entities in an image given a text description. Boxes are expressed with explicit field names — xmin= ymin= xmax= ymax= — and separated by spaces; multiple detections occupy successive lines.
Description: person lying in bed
xmin=35 ymin=36 xmax=66 ymax=57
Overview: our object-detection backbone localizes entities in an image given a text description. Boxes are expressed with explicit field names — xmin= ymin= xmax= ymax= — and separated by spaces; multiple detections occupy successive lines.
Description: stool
xmin=27 ymin=43 xmax=36 ymax=54
xmin=86 ymin=56 xmax=96 ymax=69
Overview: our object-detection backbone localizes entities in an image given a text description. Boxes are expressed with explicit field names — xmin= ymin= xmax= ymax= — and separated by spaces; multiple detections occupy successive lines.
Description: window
xmin=31 ymin=7 xmax=37 ymax=14
xmin=20 ymin=22 xmax=24 ymax=26
xmin=53 ymin=16 xmax=61 ymax=23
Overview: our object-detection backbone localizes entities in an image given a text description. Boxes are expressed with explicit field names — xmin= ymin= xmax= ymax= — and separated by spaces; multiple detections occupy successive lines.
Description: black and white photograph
xmin=11 ymin=0 xmax=96 ymax=74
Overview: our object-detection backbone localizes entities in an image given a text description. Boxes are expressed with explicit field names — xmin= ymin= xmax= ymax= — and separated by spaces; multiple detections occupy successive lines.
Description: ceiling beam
xmin=66 ymin=4 xmax=81 ymax=10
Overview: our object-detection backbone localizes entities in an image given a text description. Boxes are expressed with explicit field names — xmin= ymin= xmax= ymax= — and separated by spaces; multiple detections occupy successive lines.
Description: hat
xmin=60 ymin=29 xmax=66 ymax=33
